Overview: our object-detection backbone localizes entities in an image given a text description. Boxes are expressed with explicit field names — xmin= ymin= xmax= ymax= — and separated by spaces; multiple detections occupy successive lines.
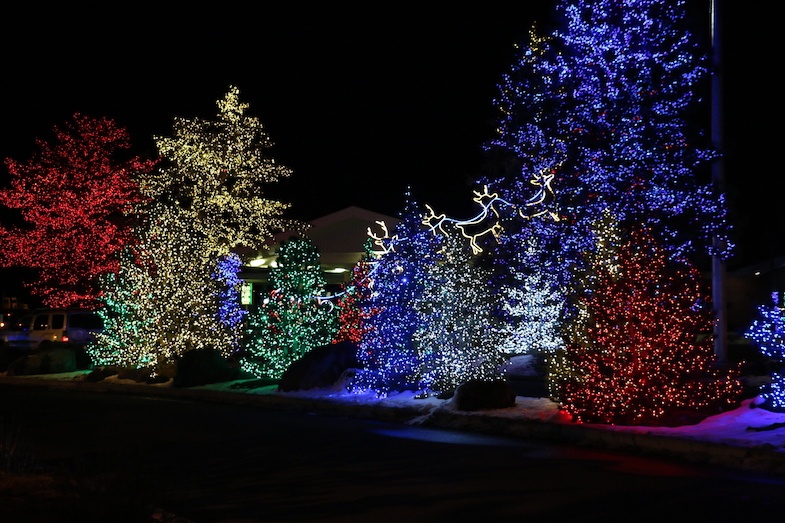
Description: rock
xmin=453 ymin=378 xmax=516 ymax=411
xmin=278 ymin=341 xmax=360 ymax=392
xmin=6 ymin=348 xmax=76 ymax=376
xmin=173 ymin=348 xmax=239 ymax=388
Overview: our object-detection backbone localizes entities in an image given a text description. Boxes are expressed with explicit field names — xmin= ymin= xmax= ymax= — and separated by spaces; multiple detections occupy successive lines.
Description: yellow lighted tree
xmin=147 ymin=85 xmax=305 ymax=253
xmin=92 ymin=86 xmax=305 ymax=371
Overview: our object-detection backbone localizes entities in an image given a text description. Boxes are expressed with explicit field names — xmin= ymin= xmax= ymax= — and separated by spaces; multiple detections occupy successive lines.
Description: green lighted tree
xmin=242 ymin=236 xmax=338 ymax=379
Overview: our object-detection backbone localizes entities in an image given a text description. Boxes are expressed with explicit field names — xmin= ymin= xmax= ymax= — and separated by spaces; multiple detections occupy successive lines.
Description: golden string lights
xmin=423 ymin=185 xmax=504 ymax=254
xmin=521 ymin=168 xmax=560 ymax=222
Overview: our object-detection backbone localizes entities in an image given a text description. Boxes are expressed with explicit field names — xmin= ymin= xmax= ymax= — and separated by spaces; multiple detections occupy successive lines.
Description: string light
xmin=422 ymin=185 xmax=506 ymax=255
xmin=90 ymin=205 xmax=246 ymax=369
xmin=474 ymin=0 xmax=737 ymax=419
xmin=332 ymin=239 xmax=379 ymax=345
xmin=558 ymin=227 xmax=742 ymax=426
xmin=352 ymin=190 xmax=439 ymax=396
xmin=91 ymin=86 xmax=303 ymax=372
xmin=0 ymin=113 xmax=155 ymax=308
xmin=480 ymin=0 xmax=733 ymax=311
xmin=744 ymin=293 xmax=785 ymax=412
xmin=10 ymin=3 xmax=747 ymax=429
xmin=413 ymin=228 xmax=505 ymax=396
xmin=241 ymin=236 xmax=338 ymax=379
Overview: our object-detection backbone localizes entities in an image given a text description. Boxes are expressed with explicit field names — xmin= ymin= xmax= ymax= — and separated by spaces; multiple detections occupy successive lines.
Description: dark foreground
xmin=2 ymin=382 xmax=785 ymax=522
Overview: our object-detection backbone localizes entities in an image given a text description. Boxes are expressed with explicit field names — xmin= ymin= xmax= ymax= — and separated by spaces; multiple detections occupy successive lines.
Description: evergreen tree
xmin=0 ymin=113 xmax=154 ymax=308
xmin=147 ymin=85 xmax=304 ymax=254
xmin=93 ymin=86 xmax=303 ymax=369
xmin=547 ymin=209 xmax=624 ymax=398
xmin=332 ymin=238 xmax=378 ymax=345
xmin=744 ymin=293 xmax=785 ymax=412
xmin=414 ymin=227 xmax=505 ymax=396
xmin=496 ymin=233 xmax=566 ymax=359
xmin=89 ymin=204 xmax=245 ymax=370
xmin=242 ymin=236 xmax=338 ymax=379
xmin=353 ymin=189 xmax=440 ymax=396
xmin=481 ymin=0 xmax=731 ymax=340
xmin=485 ymin=0 xmax=729 ymax=264
xmin=558 ymin=227 xmax=742 ymax=426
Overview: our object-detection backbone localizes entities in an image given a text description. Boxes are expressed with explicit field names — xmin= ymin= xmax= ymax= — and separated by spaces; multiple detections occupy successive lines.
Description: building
xmin=238 ymin=206 xmax=399 ymax=305
xmin=724 ymin=255 xmax=785 ymax=334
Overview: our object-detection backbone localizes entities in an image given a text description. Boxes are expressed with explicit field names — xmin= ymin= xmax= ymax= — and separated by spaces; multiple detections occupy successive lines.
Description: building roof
xmin=305 ymin=206 xmax=399 ymax=255
xmin=240 ymin=206 xmax=400 ymax=287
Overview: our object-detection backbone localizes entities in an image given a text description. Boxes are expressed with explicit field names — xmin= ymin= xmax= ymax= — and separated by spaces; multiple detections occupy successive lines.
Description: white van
xmin=3 ymin=308 xmax=104 ymax=351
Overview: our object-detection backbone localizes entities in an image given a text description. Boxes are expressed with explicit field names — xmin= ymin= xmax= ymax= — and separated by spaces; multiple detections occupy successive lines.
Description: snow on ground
xmin=221 ymin=380 xmax=785 ymax=453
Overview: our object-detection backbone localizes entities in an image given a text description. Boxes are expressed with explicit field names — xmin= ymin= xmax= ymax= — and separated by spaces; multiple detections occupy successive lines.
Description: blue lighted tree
xmin=744 ymin=293 xmax=785 ymax=412
xmin=486 ymin=0 xmax=729 ymax=262
xmin=482 ymin=0 xmax=730 ymax=296
xmin=352 ymin=189 xmax=441 ymax=396
xmin=480 ymin=0 xmax=731 ymax=397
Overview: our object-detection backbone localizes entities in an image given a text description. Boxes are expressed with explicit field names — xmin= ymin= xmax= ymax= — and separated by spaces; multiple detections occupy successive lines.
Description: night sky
xmin=0 ymin=1 xmax=781 ymax=270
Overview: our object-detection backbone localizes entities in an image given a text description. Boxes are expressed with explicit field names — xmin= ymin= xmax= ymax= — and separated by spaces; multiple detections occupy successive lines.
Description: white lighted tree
xmin=414 ymin=227 xmax=505 ymax=396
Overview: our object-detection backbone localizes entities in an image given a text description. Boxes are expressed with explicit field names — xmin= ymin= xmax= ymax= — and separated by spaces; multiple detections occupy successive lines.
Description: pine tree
xmin=93 ymin=86 xmax=303 ymax=369
xmin=481 ymin=0 xmax=731 ymax=339
xmin=558 ymin=227 xmax=742 ymax=426
xmin=353 ymin=189 xmax=440 ymax=396
xmin=496 ymin=234 xmax=566 ymax=359
xmin=147 ymin=85 xmax=304 ymax=254
xmin=547 ymin=209 xmax=624 ymax=398
xmin=89 ymin=204 xmax=245 ymax=370
xmin=332 ymin=238 xmax=378 ymax=345
xmin=242 ymin=236 xmax=338 ymax=379
xmin=0 ymin=113 xmax=154 ymax=308
xmin=744 ymin=293 xmax=785 ymax=412
xmin=414 ymin=227 xmax=505 ymax=396
xmin=488 ymin=0 xmax=729 ymax=262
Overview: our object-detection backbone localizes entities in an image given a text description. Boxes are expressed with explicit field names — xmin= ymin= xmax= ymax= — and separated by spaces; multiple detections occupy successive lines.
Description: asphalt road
xmin=3 ymin=382 xmax=785 ymax=522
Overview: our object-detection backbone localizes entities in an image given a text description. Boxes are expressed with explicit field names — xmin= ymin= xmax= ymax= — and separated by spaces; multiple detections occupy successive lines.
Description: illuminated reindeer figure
xmin=423 ymin=185 xmax=504 ymax=255
xmin=367 ymin=220 xmax=398 ymax=256
xmin=520 ymin=161 xmax=562 ymax=222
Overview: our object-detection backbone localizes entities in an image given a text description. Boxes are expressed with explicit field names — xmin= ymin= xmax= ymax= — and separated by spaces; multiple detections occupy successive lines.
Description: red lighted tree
xmin=332 ymin=239 xmax=378 ymax=345
xmin=558 ymin=227 xmax=742 ymax=426
xmin=0 ymin=113 xmax=155 ymax=308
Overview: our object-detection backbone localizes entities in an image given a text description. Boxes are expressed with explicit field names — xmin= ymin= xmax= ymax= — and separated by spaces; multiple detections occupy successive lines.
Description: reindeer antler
xmin=423 ymin=204 xmax=448 ymax=236
xmin=367 ymin=220 xmax=397 ymax=255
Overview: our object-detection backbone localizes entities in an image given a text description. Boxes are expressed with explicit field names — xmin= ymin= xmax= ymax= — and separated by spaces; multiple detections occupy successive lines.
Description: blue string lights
xmin=745 ymin=293 xmax=785 ymax=412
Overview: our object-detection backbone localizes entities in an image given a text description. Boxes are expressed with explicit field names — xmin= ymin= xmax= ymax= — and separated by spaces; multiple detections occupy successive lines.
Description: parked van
xmin=2 ymin=308 xmax=104 ymax=351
